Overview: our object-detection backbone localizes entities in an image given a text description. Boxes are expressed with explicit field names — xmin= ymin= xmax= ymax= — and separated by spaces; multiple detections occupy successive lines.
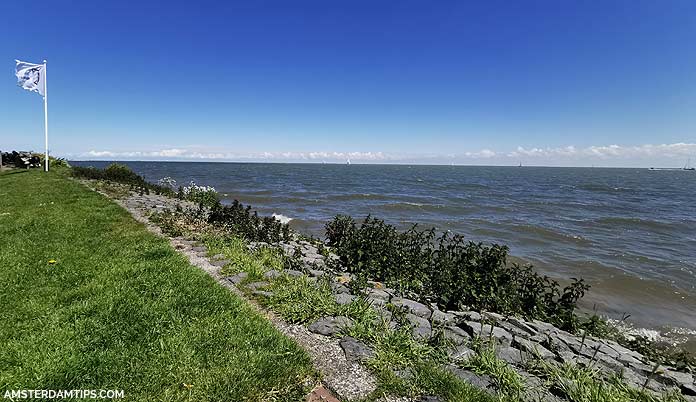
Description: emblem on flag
xmin=15 ymin=60 xmax=46 ymax=96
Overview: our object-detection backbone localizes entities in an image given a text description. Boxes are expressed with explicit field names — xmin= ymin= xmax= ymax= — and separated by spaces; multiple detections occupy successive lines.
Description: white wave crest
xmin=272 ymin=213 xmax=293 ymax=224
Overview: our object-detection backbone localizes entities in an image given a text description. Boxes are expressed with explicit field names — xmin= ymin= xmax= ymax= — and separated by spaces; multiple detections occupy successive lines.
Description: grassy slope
xmin=0 ymin=170 xmax=315 ymax=401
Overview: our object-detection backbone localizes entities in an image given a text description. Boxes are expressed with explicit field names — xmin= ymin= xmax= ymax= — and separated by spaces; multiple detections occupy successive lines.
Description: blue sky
xmin=1 ymin=0 xmax=695 ymax=166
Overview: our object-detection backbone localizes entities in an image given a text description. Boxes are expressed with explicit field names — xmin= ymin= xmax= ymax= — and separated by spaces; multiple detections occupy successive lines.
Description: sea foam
xmin=272 ymin=213 xmax=293 ymax=224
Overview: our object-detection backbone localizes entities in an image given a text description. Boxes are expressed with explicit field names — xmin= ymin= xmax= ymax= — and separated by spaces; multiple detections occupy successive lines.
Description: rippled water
xmin=74 ymin=161 xmax=696 ymax=333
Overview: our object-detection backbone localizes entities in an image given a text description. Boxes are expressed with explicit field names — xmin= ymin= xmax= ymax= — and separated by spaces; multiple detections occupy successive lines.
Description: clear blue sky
xmin=1 ymin=0 xmax=695 ymax=166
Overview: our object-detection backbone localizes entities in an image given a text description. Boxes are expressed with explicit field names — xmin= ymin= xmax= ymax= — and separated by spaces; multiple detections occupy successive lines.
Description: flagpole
xmin=43 ymin=60 xmax=48 ymax=172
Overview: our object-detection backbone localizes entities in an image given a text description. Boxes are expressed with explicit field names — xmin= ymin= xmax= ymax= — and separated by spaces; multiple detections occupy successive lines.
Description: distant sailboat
xmin=684 ymin=158 xmax=695 ymax=171
xmin=518 ymin=161 xmax=522 ymax=167
xmin=649 ymin=158 xmax=695 ymax=171
xmin=346 ymin=158 xmax=351 ymax=165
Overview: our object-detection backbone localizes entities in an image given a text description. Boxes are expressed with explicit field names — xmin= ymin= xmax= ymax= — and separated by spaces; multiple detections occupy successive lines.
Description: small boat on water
xmin=649 ymin=158 xmax=695 ymax=171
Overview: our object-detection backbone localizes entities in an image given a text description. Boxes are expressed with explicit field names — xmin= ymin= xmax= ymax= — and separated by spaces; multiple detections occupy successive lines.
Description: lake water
xmin=73 ymin=161 xmax=696 ymax=337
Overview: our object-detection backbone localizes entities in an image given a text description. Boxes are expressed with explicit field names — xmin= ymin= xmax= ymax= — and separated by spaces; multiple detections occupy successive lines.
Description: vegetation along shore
xmin=2 ymin=162 xmax=696 ymax=401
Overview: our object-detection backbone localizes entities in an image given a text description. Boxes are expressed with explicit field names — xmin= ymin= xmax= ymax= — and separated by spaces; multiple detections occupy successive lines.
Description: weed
xmin=530 ymin=359 xmax=685 ymax=402
xmin=462 ymin=342 xmax=526 ymax=400
xmin=265 ymin=275 xmax=338 ymax=323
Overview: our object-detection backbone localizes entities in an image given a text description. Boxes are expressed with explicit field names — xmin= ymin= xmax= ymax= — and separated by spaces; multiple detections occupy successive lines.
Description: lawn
xmin=0 ymin=169 xmax=316 ymax=401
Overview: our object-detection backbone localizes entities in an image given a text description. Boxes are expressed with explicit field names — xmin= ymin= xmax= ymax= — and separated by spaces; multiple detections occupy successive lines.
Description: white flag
xmin=15 ymin=60 xmax=46 ymax=97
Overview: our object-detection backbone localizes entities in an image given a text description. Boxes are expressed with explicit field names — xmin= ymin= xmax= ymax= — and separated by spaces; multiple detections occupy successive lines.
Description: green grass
xmin=349 ymin=314 xmax=494 ymax=402
xmin=265 ymin=275 xmax=340 ymax=324
xmin=462 ymin=342 xmax=526 ymax=401
xmin=204 ymin=235 xmax=284 ymax=280
xmin=0 ymin=170 xmax=316 ymax=401
xmin=529 ymin=359 xmax=686 ymax=402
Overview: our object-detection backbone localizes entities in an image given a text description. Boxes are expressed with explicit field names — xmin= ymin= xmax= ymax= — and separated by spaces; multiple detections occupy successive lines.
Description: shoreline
xmin=69 ymin=159 xmax=696 ymax=350
xmin=68 ymin=163 xmax=696 ymax=401
xmin=246 ymin=205 xmax=696 ymax=346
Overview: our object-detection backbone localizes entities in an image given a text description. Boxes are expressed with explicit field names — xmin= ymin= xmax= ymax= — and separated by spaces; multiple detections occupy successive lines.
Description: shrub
xmin=181 ymin=181 xmax=219 ymax=209
xmin=103 ymin=163 xmax=142 ymax=183
xmin=71 ymin=163 xmax=174 ymax=196
xmin=325 ymin=215 xmax=589 ymax=330
xmin=208 ymin=200 xmax=291 ymax=243
xmin=326 ymin=215 xmax=356 ymax=249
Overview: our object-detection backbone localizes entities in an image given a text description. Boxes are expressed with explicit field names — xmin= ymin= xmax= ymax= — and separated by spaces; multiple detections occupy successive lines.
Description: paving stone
xmin=461 ymin=321 xmax=492 ymax=337
xmin=620 ymin=368 xmax=649 ymax=389
xmin=616 ymin=352 xmax=643 ymax=367
xmin=340 ymin=336 xmax=375 ymax=363
xmin=392 ymin=297 xmax=432 ymax=319
xmin=285 ymin=269 xmax=304 ymax=277
xmin=443 ymin=326 xmax=471 ymax=345
xmin=600 ymin=339 xmax=642 ymax=358
xmin=518 ymin=371 xmax=563 ymax=402
xmin=335 ymin=293 xmax=356 ymax=305
xmin=448 ymin=345 xmax=476 ymax=361
xmin=210 ymin=259 xmax=229 ymax=267
xmin=308 ymin=316 xmax=353 ymax=336
xmin=191 ymin=246 xmax=206 ymax=252
xmin=225 ymin=272 xmax=248 ymax=284
xmin=367 ymin=288 xmax=391 ymax=301
xmin=431 ymin=310 xmax=457 ymax=325
xmin=460 ymin=321 xmax=513 ymax=346
xmin=528 ymin=332 xmax=547 ymax=343
xmin=393 ymin=367 xmax=415 ymax=381
xmin=513 ymin=337 xmax=556 ymax=360
xmin=662 ymin=370 xmax=696 ymax=395
xmin=263 ymin=270 xmax=282 ymax=279
xmin=406 ymin=313 xmax=432 ymax=339
xmin=544 ymin=335 xmax=572 ymax=354
xmin=367 ymin=296 xmax=388 ymax=308
xmin=444 ymin=365 xmax=494 ymax=394
xmin=557 ymin=350 xmax=590 ymax=366
xmin=308 ymin=269 xmax=326 ymax=277
xmin=246 ymin=281 xmax=270 ymax=290
xmin=372 ymin=309 xmax=397 ymax=327
xmin=498 ymin=320 xmax=535 ymax=338
xmin=496 ymin=346 xmax=525 ymax=366
xmin=332 ymin=283 xmax=351 ymax=294
xmin=450 ymin=311 xmax=482 ymax=321
xmin=251 ymin=290 xmax=273 ymax=298
xmin=210 ymin=253 xmax=225 ymax=260
xmin=302 ymin=256 xmax=322 ymax=265
xmin=483 ymin=311 xmax=505 ymax=323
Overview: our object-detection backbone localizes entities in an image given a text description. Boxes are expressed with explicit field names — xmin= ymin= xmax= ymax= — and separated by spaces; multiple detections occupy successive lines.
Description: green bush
xmin=103 ymin=163 xmax=142 ymax=183
xmin=208 ymin=200 xmax=291 ymax=243
xmin=325 ymin=215 xmax=589 ymax=330
xmin=180 ymin=181 xmax=220 ymax=209
xmin=71 ymin=163 xmax=174 ymax=196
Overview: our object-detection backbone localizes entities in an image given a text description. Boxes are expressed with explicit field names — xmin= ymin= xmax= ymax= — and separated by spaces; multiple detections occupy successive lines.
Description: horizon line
xmin=67 ymin=158 xmax=692 ymax=170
